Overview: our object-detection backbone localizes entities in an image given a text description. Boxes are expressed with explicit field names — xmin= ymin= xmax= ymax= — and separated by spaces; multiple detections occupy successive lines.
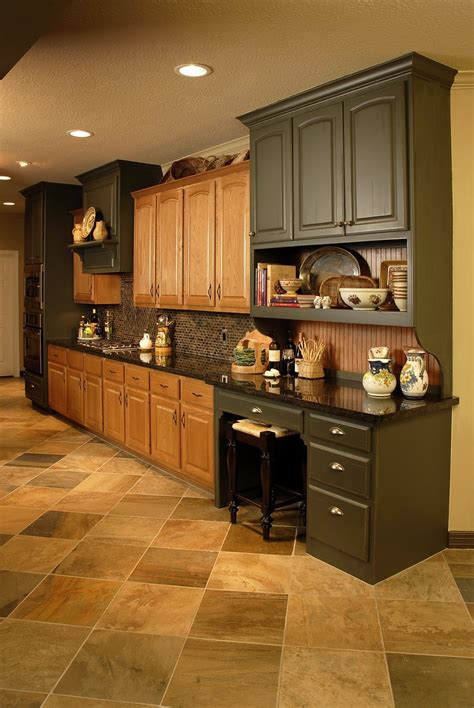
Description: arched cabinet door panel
xmin=133 ymin=194 xmax=156 ymax=306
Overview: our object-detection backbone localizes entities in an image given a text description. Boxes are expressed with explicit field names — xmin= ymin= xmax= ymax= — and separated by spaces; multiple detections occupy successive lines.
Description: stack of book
xmin=270 ymin=294 xmax=315 ymax=308
xmin=255 ymin=263 xmax=296 ymax=306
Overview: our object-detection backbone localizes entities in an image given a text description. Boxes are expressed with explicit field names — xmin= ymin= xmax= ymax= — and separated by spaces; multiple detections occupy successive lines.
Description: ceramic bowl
xmin=394 ymin=297 xmax=407 ymax=311
xmin=339 ymin=288 xmax=389 ymax=311
xmin=279 ymin=278 xmax=303 ymax=294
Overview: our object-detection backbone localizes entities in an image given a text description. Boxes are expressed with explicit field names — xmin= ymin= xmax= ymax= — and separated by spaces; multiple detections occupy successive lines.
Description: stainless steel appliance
xmin=24 ymin=264 xmax=44 ymax=311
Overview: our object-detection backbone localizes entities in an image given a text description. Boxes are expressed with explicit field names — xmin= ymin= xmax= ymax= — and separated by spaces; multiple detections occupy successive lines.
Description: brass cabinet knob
xmin=329 ymin=426 xmax=345 ymax=436
xmin=333 ymin=221 xmax=344 ymax=227
xmin=329 ymin=506 xmax=344 ymax=517
xmin=343 ymin=220 xmax=354 ymax=226
xmin=249 ymin=231 xmax=256 ymax=237
xmin=330 ymin=462 xmax=344 ymax=471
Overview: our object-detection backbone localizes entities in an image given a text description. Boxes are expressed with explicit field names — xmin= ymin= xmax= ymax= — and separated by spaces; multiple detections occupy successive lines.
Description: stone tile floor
xmin=0 ymin=377 xmax=473 ymax=707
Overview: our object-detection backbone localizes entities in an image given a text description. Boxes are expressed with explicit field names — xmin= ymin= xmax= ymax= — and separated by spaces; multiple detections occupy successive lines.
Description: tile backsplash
xmin=97 ymin=275 xmax=254 ymax=361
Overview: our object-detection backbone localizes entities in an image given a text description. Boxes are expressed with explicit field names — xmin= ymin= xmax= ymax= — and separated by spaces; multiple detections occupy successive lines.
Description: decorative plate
xmin=82 ymin=207 xmax=96 ymax=239
xmin=299 ymin=247 xmax=369 ymax=295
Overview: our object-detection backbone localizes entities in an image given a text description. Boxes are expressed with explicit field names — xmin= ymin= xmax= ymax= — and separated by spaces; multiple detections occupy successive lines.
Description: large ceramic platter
xmin=299 ymin=246 xmax=366 ymax=295
xmin=82 ymin=207 xmax=96 ymax=239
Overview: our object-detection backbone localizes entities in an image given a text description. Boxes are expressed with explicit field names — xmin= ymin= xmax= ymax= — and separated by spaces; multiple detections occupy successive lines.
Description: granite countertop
xmin=49 ymin=339 xmax=459 ymax=423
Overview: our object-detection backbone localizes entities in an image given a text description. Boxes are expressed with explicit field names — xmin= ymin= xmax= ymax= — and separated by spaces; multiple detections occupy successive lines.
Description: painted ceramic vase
xmin=139 ymin=332 xmax=153 ymax=350
xmin=362 ymin=358 xmax=397 ymax=398
xmin=93 ymin=220 xmax=108 ymax=241
xmin=400 ymin=349 xmax=429 ymax=399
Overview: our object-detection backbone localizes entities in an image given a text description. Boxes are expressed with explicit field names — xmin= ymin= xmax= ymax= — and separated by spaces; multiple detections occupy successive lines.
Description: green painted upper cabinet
xmin=24 ymin=188 xmax=44 ymax=263
xmin=251 ymin=119 xmax=293 ymax=243
xmin=343 ymin=83 xmax=408 ymax=235
xmin=293 ymin=103 xmax=345 ymax=240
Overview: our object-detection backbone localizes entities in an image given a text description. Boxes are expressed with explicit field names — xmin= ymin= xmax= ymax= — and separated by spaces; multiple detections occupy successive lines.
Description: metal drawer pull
xmin=119 ymin=392 xmax=122 ymax=405
xmin=132 ymin=376 xmax=140 ymax=381
xmin=251 ymin=406 xmax=262 ymax=414
xmin=330 ymin=426 xmax=345 ymax=436
xmin=330 ymin=462 xmax=345 ymax=472
xmin=173 ymin=409 xmax=177 ymax=425
xmin=160 ymin=383 xmax=168 ymax=388
xmin=192 ymin=392 xmax=203 ymax=398
xmin=109 ymin=369 xmax=117 ymax=374
xmin=329 ymin=506 xmax=344 ymax=517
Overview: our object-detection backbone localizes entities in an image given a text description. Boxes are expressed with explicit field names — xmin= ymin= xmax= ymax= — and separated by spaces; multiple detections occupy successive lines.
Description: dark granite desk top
xmin=49 ymin=340 xmax=459 ymax=424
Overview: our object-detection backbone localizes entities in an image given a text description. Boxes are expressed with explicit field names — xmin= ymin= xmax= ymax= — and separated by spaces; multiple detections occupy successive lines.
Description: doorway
xmin=0 ymin=250 xmax=20 ymax=377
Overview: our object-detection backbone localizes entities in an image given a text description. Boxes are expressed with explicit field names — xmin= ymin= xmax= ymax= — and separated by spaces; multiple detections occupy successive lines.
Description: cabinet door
xmin=66 ymin=368 xmax=84 ymax=424
xmin=344 ymin=82 xmax=407 ymax=234
xmin=183 ymin=181 xmax=215 ymax=307
xmin=48 ymin=363 xmax=67 ymax=415
xmin=215 ymin=169 xmax=250 ymax=311
xmin=251 ymin=119 xmax=293 ymax=243
xmin=180 ymin=402 xmax=214 ymax=488
xmin=133 ymin=194 xmax=156 ymax=306
xmin=156 ymin=188 xmax=183 ymax=306
xmin=84 ymin=373 xmax=103 ymax=433
xmin=103 ymin=380 xmax=125 ymax=443
xmin=150 ymin=394 xmax=180 ymax=470
xmin=293 ymin=104 xmax=345 ymax=239
xmin=125 ymin=387 xmax=150 ymax=455
xmin=24 ymin=189 xmax=44 ymax=264
xmin=73 ymin=253 xmax=94 ymax=303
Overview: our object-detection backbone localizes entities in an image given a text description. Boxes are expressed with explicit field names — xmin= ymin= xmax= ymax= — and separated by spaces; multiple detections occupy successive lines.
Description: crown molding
xmin=160 ymin=134 xmax=249 ymax=173
xmin=452 ymin=71 xmax=474 ymax=89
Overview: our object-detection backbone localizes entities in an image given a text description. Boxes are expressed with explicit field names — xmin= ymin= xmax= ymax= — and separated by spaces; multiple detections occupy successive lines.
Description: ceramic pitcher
xmin=93 ymin=220 xmax=108 ymax=241
xmin=400 ymin=349 xmax=429 ymax=399
xmin=362 ymin=358 xmax=397 ymax=398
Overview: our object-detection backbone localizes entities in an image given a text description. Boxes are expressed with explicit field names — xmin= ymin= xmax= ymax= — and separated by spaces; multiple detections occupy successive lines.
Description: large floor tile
xmin=444 ymin=549 xmax=474 ymax=564
xmin=279 ymin=647 xmax=393 ymax=707
xmin=50 ymin=429 xmax=92 ymax=444
xmin=53 ymin=541 xmax=144 ymax=580
xmin=85 ymin=515 xmax=165 ymax=546
xmin=21 ymin=510 xmax=102 ymax=540
xmin=448 ymin=563 xmax=474 ymax=578
xmin=152 ymin=519 xmax=229 ymax=551
xmin=377 ymin=599 xmax=474 ymax=656
xmin=12 ymin=574 xmax=121 ymax=626
xmin=0 ymin=535 xmax=77 ymax=573
xmin=170 ymin=497 xmax=230 ymax=522
xmin=0 ymin=449 xmax=25 ymax=463
xmin=454 ymin=577 xmax=474 ymax=602
xmin=238 ymin=501 xmax=301 ymax=527
xmin=98 ymin=581 xmax=203 ymax=636
xmin=0 ymin=619 xmax=88 ymax=692
xmin=28 ymin=441 xmax=84 ymax=455
xmin=208 ymin=551 xmax=292 ymax=594
xmin=387 ymin=652 xmax=474 ymax=707
xmin=0 ymin=486 xmax=68 ymax=509
xmin=164 ymin=637 xmax=281 ymax=708
xmin=0 ymin=468 xmax=42 ymax=485
xmin=221 ymin=522 xmax=296 ymax=555
xmin=5 ymin=453 xmax=64 ymax=468
xmin=285 ymin=592 xmax=383 ymax=651
xmin=0 ymin=570 xmax=44 ymax=617
xmin=74 ymin=472 xmax=138 ymax=494
xmin=0 ymin=689 xmax=46 ymax=707
xmin=27 ymin=469 xmax=90 ymax=489
xmin=290 ymin=555 xmax=374 ymax=597
xmin=0 ymin=534 xmax=12 ymax=546
xmin=0 ymin=484 xmax=16 ymax=499
xmin=54 ymin=490 xmax=125 ymax=514
xmin=110 ymin=493 xmax=180 ymax=518
xmin=99 ymin=456 xmax=150 ymax=475
xmin=130 ymin=547 xmax=217 ymax=587
xmin=190 ymin=589 xmax=287 ymax=644
xmin=54 ymin=629 xmax=183 ymax=704
xmin=132 ymin=473 xmax=188 ymax=496
xmin=375 ymin=559 xmax=462 ymax=601
xmin=0 ymin=507 xmax=42 ymax=534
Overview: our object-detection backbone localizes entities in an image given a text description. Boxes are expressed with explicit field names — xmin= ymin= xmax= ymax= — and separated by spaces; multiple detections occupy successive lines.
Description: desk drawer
xmin=309 ymin=413 xmax=371 ymax=452
xmin=125 ymin=364 xmax=149 ymax=391
xmin=103 ymin=361 xmax=124 ymax=383
xmin=48 ymin=346 xmax=67 ymax=366
xmin=309 ymin=442 xmax=371 ymax=498
xmin=150 ymin=370 xmax=180 ymax=400
xmin=308 ymin=484 xmax=370 ymax=561
xmin=217 ymin=391 xmax=303 ymax=433
xmin=182 ymin=377 xmax=213 ymax=409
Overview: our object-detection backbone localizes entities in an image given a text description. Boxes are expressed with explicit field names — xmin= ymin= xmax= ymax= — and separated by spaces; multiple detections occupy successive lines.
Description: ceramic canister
xmin=362 ymin=358 xmax=397 ymax=398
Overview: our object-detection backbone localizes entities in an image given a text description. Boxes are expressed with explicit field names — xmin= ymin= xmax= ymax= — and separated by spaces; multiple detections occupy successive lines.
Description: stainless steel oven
xmin=23 ymin=325 xmax=42 ymax=374
xmin=24 ymin=263 xmax=44 ymax=311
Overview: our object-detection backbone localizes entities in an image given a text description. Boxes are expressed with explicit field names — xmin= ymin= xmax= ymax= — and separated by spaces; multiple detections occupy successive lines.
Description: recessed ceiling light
xmin=174 ymin=64 xmax=212 ymax=77
xmin=17 ymin=161 xmax=32 ymax=167
xmin=3 ymin=202 xmax=15 ymax=206
xmin=0 ymin=175 xmax=12 ymax=181
xmin=67 ymin=129 xmax=94 ymax=138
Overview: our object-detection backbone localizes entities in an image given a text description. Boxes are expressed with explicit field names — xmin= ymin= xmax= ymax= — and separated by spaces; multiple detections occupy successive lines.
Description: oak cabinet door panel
xmin=183 ymin=181 xmax=215 ymax=307
xmin=150 ymin=394 xmax=180 ymax=470
xmin=125 ymin=387 xmax=150 ymax=455
xmin=180 ymin=402 xmax=214 ymax=489
xmin=103 ymin=380 xmax=125 ymax=444
xmin=84 ymin=374 xmax=103 ymax=433
xmin=66 ymin=369 xmax=84 ymax=424
xmin=133 ymin=194 xmax=156 ymax=306
xmin=48 ymin=363 xmax=67 ymax=416
xmin=156 ymin=188 xmax=183 ymax=306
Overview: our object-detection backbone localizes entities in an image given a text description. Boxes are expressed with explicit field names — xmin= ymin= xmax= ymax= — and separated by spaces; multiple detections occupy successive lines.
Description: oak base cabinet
xmin=181 ymin=402 xmax=214 ymax=488
xmin=103 ymin=380 xmax=125 ymax=444
xmin=66 ymin=368 xmax=84 ymax=424
xmin=48 ymin=363 xmax=67 ymax=416
xmin=150 ymin=394 xmax=181 ymax=470
xmin=125 ymin=387 xmax=150 ymax=455
xmin=84 ymin=373 xmax=103 ymax=432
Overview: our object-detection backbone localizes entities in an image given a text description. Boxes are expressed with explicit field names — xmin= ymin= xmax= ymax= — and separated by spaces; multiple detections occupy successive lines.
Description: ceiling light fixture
xmin=0 ymin=175 xmax=12 ymax=181
xmin=174 ymin=63 xmax=212 ymax=77
xmin=3 ymin=202 xmax=15 ymax=206
xmin=67 ymin=129 xmax=94 ymax=138
xmin=17 ymin=161 xmax=32 ymax=167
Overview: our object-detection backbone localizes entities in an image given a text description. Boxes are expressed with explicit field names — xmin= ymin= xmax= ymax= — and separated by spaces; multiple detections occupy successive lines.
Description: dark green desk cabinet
xmin=214 ymin=387 xmax=453 ymax=584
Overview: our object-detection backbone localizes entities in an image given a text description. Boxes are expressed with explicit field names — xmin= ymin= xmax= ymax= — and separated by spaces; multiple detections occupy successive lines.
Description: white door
xmin=0 ymin=251 xmax=20 ymax=377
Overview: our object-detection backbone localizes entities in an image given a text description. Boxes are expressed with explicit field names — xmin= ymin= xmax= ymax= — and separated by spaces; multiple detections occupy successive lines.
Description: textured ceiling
xmin=1 ymin=0 xmax=474 ymax=213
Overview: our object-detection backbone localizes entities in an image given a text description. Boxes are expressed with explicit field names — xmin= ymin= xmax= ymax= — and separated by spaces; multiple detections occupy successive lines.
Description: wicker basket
xmin=298 ymin=360 xmax=324 ymax=379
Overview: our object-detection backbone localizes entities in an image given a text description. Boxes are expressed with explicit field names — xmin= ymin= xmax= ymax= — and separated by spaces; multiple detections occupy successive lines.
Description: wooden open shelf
xmin=252 ymin=305 xmax=412 ymax=326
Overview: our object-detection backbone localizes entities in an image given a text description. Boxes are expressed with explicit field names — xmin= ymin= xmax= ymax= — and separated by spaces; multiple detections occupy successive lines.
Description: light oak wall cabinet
xmin=132 ymin=162 xmax=250 ymax=313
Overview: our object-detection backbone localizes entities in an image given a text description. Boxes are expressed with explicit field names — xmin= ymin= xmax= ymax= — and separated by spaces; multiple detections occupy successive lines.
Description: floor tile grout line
xmin=374 ymin=589 xmax=396 ymax=707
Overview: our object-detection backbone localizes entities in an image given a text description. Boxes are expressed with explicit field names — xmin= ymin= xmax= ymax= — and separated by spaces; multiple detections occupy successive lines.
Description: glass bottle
xmin=90 ymin=308 xmax=98 ymax=324
xmin=282 ymin=330 xmax=296 ymax=376
xmin=104 ymin=310 xmax=112 ymax=340
xmin=294 ymin=332 xmax=304 ymax=378
xmin=268 ymin=330 xmax=281 ymax=372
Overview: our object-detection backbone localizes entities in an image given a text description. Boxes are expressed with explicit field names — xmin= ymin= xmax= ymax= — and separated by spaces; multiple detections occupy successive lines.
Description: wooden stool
xmin=226 ymin=419 xmax=306 ymax=540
